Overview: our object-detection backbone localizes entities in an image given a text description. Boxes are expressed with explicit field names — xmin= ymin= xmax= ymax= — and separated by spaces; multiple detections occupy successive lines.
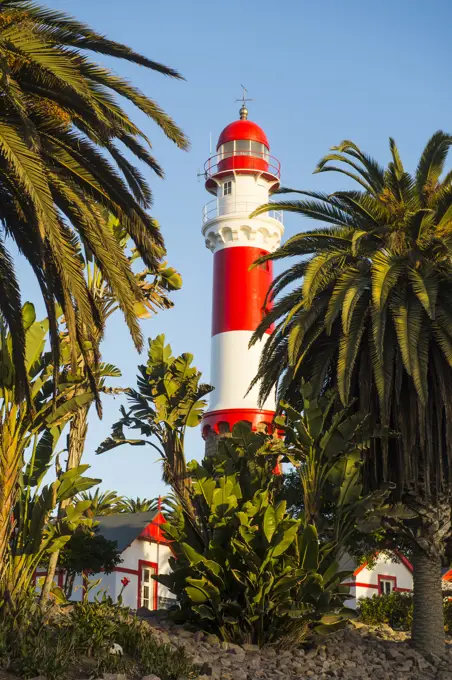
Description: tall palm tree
xmin=250 ymin=132 xmax=452 ymax=656
xmin=0 ymin=1 xmax=188 ymax=400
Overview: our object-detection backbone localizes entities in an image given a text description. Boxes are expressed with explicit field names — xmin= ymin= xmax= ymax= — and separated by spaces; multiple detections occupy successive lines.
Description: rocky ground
xmin=139 ymin=612 xmax=452 ymax=680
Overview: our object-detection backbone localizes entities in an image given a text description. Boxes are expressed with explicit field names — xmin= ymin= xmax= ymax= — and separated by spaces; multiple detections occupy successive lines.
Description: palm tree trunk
xmin=40 ymin=405 xmax=89 ymax=603
xmin=411 ymin=545 xmax=445 ymax=657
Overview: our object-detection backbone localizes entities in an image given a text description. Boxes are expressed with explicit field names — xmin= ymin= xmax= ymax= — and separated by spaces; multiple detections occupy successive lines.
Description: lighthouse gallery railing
xmin=202 ymin=198 xmax=284 ymax=225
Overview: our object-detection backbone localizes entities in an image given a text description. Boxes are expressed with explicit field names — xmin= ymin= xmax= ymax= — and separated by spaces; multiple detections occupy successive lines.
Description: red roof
xmin=217 ymin=119 xmax=269 ymax=150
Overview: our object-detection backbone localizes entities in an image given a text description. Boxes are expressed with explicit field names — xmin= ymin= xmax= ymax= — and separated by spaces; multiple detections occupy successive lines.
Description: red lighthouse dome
xmin=204 ymin=108 xmax=280 ymax=194
xmin=217 ymin=119 xmax=270 ymax=149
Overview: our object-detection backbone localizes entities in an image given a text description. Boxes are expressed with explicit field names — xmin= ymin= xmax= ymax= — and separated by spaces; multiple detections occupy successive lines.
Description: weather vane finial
xmin=236 ymin=85 xmax=253 ymax=120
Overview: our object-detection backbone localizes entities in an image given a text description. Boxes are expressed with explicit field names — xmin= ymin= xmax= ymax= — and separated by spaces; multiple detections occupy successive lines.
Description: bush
xmin=444 ymin=599 xmax=452 ymax=635
xmin=0 ymin=590 xmax=198 ymax=679
xmin=359 ymin=593 xmax=452 ymax=635
xmin=157 ymin=423 xmax=355 ymax=647
xmin=358 ymin=592 xmax=413 ymax=630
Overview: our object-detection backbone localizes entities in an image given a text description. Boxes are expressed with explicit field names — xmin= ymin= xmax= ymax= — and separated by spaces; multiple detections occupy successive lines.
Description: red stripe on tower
xmin=212 ymin=247 xmax=273 ymax=335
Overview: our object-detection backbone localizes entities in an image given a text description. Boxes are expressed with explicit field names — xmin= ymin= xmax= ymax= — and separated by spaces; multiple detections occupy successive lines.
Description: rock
xmin=141 ymin=676 xmax=162 ymax=680
xmin=109 ymin=642 xmax=123 ymax=656
xmin=229 ymin=644 xmax=246 ymax=656
xmin=205 ymin=633 xmax=220 ymax=646
xmin=177 ymin=629 xmax=194 ymax=639
xmin=386 ymin=647 xmax=405 ymax=662
xmin=241 ymin=642 xmax=259 ymax=653
xmin=248 ymin=655 xmax=261 ymax=668
xmin=102 ymin=675 xmax=127 ymax=680
xmin=194 ymin=630 xmax=205 ymax=642
xmin=136 ymin=606 xmax=154 ymax=618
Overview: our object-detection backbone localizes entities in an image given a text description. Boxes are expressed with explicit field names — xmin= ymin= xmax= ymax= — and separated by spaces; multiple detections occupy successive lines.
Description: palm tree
xmin=117 ymin=497 xmax=158 ymax=513
xmin=77 ymin=489 xmax=124 ymax=518
xmin=250 ymin=132 xmax=452 ymax=656
xmin=0 ymin=1 xmax=188 ymax=400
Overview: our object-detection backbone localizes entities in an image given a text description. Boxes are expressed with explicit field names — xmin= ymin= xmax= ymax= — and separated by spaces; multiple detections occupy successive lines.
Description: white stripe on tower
xmin=201 ymin=106 xmax=284 ymax=438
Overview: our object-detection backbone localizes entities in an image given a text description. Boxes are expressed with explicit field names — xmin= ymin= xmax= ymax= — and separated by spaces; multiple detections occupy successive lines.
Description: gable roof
xmin=94 ymin=510 xmax=159 ymax=552
xmin=353 ymin=550 xmax=413 ymax=577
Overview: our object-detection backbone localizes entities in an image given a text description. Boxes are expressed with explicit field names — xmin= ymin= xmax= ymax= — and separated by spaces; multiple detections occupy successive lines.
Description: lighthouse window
xmin=251 ymin=141 xmax=265 ymax=157
xmin=223 ymin=181 xmax=232 ymax=196
xmin=219 ymin=142 xmax=234 ymax=160
xmin=235 ymin=139 xmax=251 ymax=156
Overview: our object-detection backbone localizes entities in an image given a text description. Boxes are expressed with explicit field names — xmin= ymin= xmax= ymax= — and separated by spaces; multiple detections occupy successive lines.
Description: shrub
xmin=444 ymin=599 xmax=452 ymax=635
xmin=358 ymin=592 xmax=413 ymax=630
xmin=156 ymin=423 xmax=355 ymax=647
xmin=0 ymin=590 xmax=198 ymax=680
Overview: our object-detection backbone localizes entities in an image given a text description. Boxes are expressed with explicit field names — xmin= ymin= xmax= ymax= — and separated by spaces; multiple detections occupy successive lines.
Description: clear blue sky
xmin=19 ymin=0 xmax=452 ymax=500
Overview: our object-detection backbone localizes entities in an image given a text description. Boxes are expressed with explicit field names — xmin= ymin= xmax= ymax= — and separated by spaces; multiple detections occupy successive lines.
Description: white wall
xmin=120 ymin=538 xmax=175 ymax=609
xmin=63 ymin=538 xmax=175 ymax=610
xmin=346 ymin=553 xmax=413 ymax=608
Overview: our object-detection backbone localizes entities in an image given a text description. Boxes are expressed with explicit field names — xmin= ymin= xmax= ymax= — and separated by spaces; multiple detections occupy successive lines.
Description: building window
xmin=223 ymin=181 xmax=232 ymax=196
xmin=379 ymin=577 xmax=395 ymax=595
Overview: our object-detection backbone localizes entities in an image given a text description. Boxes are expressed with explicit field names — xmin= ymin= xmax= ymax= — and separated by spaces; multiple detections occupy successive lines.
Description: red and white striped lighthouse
xmin=201 ymin=103 xmax=284 ymax=439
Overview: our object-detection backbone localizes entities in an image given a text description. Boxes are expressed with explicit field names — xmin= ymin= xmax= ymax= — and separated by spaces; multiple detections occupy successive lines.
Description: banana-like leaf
xmin=45 ymin=392 xmax=94 ymax=425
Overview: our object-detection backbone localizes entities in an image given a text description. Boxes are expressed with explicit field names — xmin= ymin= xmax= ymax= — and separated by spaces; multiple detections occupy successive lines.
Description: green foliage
xmin=444 ymin=599 xmax=452 ymax=635
xmin=57 ymin=528 xmax=122 ymax=598
xmin=70 ymin=596 xmax=198 ymax=679
xmin=0 ymin=303 xmax=102 ymax=596
xmin=156 ymin=423 xmax=355 ymax=647
xmin=250 ymin=132 xmax=452 ymax=502
xmin=97 ymin=335 xmax=213 ymax=500
xmin=0 ymin=591 xmax=197 ymax=680
xmin=358 ymin=592 xmax=414 ymax=630
xmin=117 ymin=496 xmax=159 ymax=513
xmin=0 ymin=1 xmax=188 ymax=392
xmin=77 ymin=489 xmax=125 ymax=517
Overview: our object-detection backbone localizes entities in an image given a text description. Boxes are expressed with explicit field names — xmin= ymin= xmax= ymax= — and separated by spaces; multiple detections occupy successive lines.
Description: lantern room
xmin=204 ymin=105 xmax=280 ymax=194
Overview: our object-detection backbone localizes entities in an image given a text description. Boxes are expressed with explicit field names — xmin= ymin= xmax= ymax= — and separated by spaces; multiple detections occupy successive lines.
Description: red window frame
xmin=378 ymin=574 xmax=397 ymax=595
xmin=137 ymin=560 xmax=158 ymax=611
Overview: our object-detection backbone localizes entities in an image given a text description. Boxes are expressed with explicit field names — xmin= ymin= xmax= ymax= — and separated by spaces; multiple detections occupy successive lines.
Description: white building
xmin=341 ymin=551 xmax=413 ymax=608
xmin=35 ymin=510 xmax=176 ymax=610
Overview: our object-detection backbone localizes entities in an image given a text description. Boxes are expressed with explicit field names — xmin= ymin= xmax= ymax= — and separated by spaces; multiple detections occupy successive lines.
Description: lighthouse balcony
xmin=204 ymin=151 xmax=280 ymax=192
xmin=202 ymin=197 xmax=283 ymax=225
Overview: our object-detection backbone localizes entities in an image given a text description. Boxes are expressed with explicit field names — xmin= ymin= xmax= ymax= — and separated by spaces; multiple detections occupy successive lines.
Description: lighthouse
xmin=201 ymin=101 xmax=284 ymax=441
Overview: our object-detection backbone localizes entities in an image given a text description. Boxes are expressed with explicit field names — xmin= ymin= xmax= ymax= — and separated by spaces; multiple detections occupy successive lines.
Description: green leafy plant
xmin=358 ymin=592 xmax=413 ymax=630
xmin=249 ymin=132 xmax=452 ymax=656
xmin=156 ymin=423 xmax=355 ymax=647
xmin=69 ymin=595 xmax=198 ymax=679
xmin=0 ymin=590 xmax=197 ymax=680
xmin=443 ymin=599 xmax=452 ymax=636
xmin=97 ymin=334 xmax=213 ymax=503
xmin=278 ymin=383 xmax=413 ymax=553
xmin=57 ymin=528 xmax=122 ymax=598
xmin=0 ymin=303 xmax=102 ymax=597
xmin=0 ymin=591 xmax=75 ymax=680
